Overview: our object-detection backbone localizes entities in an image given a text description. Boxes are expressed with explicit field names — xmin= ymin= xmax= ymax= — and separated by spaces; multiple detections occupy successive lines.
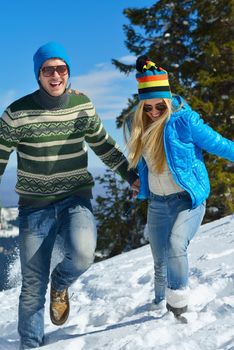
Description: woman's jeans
xmin=147 ymin=191 xmax=206 ymax=304
xmin=18 ymin=195 xmax=97 ymax=349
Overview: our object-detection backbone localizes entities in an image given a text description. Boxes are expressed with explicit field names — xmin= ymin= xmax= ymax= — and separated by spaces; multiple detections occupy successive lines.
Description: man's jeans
xmin=147 ymin=191 xmax=206 ymax=304
xmin=18 ymin=195 xmax=97 ymax=349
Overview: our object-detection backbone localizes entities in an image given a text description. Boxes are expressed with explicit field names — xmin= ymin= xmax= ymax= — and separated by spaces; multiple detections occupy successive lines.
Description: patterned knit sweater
xmin=0 ymin=89 xmax=138 ymax=206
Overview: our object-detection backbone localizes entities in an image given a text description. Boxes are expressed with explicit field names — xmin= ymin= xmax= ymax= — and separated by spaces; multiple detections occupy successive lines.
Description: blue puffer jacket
xmin=137 ymin=95 xmax=234 ymax=208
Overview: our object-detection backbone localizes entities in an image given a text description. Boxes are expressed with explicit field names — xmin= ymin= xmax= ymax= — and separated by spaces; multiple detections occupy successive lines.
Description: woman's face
xmin=143 ymin=98 xmax=167 ymax=122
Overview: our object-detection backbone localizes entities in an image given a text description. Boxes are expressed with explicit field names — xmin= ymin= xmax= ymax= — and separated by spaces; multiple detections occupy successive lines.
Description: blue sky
xmin=0 ymin=0 xmax=155 ymax=172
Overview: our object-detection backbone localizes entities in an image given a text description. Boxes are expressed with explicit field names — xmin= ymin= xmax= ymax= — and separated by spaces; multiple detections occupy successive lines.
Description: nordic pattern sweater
xmin=0 ymin=90 xmax=138 ymax=205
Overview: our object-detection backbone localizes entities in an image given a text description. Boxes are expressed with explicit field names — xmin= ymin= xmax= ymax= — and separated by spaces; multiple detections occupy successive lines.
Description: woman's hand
xmin=131 ymin=178 xmax=140 ymax=197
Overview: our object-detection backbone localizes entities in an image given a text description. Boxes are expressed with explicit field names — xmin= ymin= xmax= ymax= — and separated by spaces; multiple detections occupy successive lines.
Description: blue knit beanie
xmin=33 ymin=42 xmax=71 ymax=81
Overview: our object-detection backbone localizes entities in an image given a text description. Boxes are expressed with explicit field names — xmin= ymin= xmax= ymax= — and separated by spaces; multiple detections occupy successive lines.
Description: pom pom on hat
xmin=136 ymin=55 xmax=157 ymax=73
xmin=33 ymin=42 xmax=71 ymax=81
xmin=136 ymin=55 xmax=172 ymax=100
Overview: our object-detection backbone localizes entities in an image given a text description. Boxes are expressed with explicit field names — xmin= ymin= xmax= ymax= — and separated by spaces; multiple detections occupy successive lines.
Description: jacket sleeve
xmin=85 ymin=112 xmax=138 ymax=185
xmin=189 ymin=112 xmax=234 ymax=162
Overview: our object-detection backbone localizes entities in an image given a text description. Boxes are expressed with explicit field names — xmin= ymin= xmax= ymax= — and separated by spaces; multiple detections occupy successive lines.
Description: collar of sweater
xmin=33 ymin=83 xmax=71 ymax=110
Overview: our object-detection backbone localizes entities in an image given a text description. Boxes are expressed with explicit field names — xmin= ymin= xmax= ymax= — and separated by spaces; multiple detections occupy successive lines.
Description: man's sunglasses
xmin=143 ymin=103 xmax=167 ymax=113
xmin=41 ymin=65 xmax=68 ymax=77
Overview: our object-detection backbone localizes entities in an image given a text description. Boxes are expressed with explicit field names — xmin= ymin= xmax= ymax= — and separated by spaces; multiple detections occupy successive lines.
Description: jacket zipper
xmin=163 ymin=121 xmax=196 ymax=208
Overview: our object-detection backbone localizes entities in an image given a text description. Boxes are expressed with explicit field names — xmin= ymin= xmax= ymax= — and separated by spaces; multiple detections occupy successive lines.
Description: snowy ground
xmin=0 ymin=215 xmax=233 ymax=350
xmin=0 ymin=208 xmax=19 ymax=238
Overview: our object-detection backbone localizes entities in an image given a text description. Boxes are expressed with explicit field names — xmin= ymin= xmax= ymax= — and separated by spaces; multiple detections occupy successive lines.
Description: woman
xmin=126 ymin=55 xmax=234 ymax=318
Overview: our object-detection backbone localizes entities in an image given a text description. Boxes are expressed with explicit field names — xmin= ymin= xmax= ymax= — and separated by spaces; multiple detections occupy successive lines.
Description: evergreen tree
xmin=113 ymin=0 xmax=234 ymax=220
xmin=189 ymin=0 xmax=234 ymax=221
xmin=94 ymin=169 xmax=147 ymax=260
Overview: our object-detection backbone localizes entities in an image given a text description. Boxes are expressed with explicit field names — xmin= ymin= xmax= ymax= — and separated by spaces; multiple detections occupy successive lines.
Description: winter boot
xmin=166 ymin=287 xmax=189 ymax=323
xmin=50 ymin=287 xmax=70 ymax=325
xmin=166 ymin=302 xmax=187 ymax=316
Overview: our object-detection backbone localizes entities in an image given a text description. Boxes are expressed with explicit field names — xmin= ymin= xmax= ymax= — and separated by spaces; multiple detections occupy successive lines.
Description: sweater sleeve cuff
xmin=124 ymin=169 xmax=139 ymax=186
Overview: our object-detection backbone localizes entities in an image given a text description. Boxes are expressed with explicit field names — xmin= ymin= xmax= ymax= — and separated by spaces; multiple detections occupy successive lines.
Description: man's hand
xmin=131 ymin=178 xmax=140 ymax=197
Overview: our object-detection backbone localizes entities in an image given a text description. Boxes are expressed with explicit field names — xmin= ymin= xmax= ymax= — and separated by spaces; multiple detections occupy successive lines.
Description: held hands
xmin=131 ymin=178 xmax=140 ymax=197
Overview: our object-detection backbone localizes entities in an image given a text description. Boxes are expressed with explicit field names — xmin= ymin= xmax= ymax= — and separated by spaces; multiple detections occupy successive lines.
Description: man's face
xmin=39 ymin=58 xmax=69 ymax=96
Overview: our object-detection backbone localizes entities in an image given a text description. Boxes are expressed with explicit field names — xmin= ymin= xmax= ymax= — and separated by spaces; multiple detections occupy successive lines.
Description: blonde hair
xmin=126 ymin=98 xmax=172 ymax=174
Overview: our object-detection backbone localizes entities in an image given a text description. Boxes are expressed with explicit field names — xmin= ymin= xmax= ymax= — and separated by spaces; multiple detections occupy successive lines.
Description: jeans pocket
xmin=176 ymin=192 xmax=192 ymax=212
xmin=68 ymin=197 xmax=93 ymax=213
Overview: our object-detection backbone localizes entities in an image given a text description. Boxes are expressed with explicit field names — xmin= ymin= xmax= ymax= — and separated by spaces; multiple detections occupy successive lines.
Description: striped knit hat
xmin=136 ymin=55 xmax=172 ymax=100
xmin=33 ymin=42 xmax=71 ymax=82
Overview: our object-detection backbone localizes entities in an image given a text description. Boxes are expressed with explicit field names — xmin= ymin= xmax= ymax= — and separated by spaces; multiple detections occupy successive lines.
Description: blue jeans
xmin=147 ymin=191 xmax=205 ymax=304
xmin=18 ymin=195 xmax=97 ymax=349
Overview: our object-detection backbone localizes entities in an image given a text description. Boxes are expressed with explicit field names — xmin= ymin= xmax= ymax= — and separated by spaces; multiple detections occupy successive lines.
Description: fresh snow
xmin=0 ymin=215 xmax=233 ymax=350
xmin=0 ymin=208 xmax=18 ymax=238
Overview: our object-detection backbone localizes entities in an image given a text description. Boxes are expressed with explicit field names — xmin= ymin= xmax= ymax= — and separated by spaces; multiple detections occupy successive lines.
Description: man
xmin=0 ymin=42 xmax=139 ymax=349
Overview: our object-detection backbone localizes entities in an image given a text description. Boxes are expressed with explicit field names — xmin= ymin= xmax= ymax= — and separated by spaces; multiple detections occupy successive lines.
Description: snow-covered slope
xmin=0 ymin=215 xmax=233 ymax=350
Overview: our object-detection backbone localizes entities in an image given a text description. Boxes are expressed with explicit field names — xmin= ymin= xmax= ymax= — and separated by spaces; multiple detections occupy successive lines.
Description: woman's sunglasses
xmin=143 ymin=103 xmax=167 ymax=113
xmin=41 ymin=65 xmax=68 ymax=77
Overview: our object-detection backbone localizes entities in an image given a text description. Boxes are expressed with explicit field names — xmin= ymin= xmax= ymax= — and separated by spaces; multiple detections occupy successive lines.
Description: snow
xmin=0 ymin=215 xmax=234 ymax=350
xmin=0 ymin=208 xmax=19 ymax=238
xmin=1 ymin=208 xmax=18 ymax=223
xmin=0 ymin=225 xmax=19 ymax=238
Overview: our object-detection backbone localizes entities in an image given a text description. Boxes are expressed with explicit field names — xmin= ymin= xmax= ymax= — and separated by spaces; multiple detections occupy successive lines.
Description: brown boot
xmin=50 ymin=287 xmax=70 ymax=326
